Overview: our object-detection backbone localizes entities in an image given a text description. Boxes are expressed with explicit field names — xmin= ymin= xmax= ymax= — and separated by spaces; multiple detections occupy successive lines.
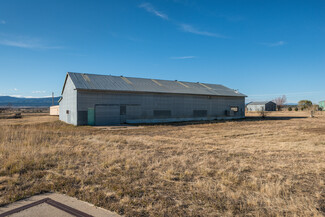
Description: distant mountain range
xmin=246 ymin=101 xmax=298 ymax=106
xmin=0 ymin=96 xmax=299 ymax=108
xmin=0 ymin=96 xmax=60 ymax=107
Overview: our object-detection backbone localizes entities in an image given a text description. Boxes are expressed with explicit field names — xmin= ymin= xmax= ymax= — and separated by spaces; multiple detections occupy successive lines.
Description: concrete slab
xmin=0 ymin=193 xmax=120 ymax=217
xmin=7 ymin=203 xmax=74 ymax=217
xmin=95 ymin=125 xmax=144 ymax=131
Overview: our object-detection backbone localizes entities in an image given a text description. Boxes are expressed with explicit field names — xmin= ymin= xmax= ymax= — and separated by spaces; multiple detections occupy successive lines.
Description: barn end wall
xmin=247 ymin=102 xmax=276 ymax=111
xmin=76 ymin=90 xmax=245 ymax=125
xmin=247 ymin=105 xmax=265 ymax=111
xmin=265 ymin=102 xmax=277 ymax=111
xmin=59 ymin=76 xmax=78 ymax=125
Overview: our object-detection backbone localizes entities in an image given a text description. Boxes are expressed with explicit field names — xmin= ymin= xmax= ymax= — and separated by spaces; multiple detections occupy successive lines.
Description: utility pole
xmin=52 ymin=92 xmax=54 ymax=106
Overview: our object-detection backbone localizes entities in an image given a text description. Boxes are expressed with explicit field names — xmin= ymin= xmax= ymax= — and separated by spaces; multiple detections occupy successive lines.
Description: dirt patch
xmin=302 ymin=127 xmax=325 ymax=135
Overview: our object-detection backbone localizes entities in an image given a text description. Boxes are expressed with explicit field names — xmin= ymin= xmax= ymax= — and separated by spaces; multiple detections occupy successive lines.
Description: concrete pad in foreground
xmin=0 ymin=193 xmax=120 ymax=217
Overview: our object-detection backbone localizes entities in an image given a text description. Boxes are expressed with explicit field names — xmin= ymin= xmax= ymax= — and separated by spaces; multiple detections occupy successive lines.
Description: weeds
xmin=0 ymin=112 xmax=325 ymax=216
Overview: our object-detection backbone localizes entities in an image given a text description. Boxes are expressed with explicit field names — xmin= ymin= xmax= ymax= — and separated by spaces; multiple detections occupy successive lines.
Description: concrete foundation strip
xmin=0 ymin=198 xmax=93 ymax=217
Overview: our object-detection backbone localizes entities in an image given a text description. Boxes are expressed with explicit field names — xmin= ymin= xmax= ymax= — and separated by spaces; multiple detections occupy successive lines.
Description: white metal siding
xmin=59 ymin=76 xmax=78 ymax=125
xmin=247 ymin=105 xmax=265 ymax=111
xmin=247 ymin=102 xmax=276 ymax=111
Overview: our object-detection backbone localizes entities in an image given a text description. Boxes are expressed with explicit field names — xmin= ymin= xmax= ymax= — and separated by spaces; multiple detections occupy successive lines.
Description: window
xmin=193 ymin=110 xmax=207 ymax=117
xmin=230 ymin=106 xmax=238 ymax=112
xmin=120 ymin=105 xmax=126 ymax=115
xmin=154 ymin=110 xmax=171 ymax=117
xmin=66 ymin=110 xmax=70 ymax=114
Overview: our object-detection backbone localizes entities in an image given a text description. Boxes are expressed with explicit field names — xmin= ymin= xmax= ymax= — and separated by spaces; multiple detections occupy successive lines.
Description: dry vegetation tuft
xmin=1 ymin=112 xmax=325 ymax=216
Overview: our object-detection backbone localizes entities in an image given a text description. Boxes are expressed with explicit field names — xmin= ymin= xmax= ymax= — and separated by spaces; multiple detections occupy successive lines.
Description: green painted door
xmin=319 ymin=101 xmax=325 ymax=111
xmin=88 ymin=108 xmax=95 ymax=125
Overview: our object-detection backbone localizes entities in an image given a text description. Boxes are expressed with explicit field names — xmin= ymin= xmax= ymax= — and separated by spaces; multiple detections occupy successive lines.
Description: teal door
xmin=88 ymin=108 xmax=95 ymax=125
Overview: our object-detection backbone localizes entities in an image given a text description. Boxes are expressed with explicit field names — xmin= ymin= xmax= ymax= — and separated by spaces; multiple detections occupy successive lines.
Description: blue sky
xmin=0 ymin=0 xmax=324 ymax=103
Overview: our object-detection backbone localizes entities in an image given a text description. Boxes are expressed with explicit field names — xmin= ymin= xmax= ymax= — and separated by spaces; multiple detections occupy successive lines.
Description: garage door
xmin=95 ymin=105 xmax=120 ymax=126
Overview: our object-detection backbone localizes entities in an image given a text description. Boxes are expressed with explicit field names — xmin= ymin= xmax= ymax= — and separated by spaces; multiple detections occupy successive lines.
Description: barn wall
xmin=76 ymin=90 xmax=245 ymax=125
xmin=59 ymin=76 xmax=78 ymax=125
xmin=247 ymin=105 xmax=265 ymax=111
xmin=247 ymin=102 xmax=277 ymax=111
xmin=265 ymin=102 xmax=276 ymax=111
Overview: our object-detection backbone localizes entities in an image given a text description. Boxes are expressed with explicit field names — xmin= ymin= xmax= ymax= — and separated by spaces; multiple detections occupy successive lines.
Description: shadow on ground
xmin=245 ymin=116 xmax=308 ymax=121
xmin=131 ymin=116 xmax=309 ymax=127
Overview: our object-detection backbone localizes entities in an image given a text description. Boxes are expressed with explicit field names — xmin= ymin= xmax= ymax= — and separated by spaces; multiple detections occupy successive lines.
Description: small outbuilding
xmin=246 ymin=101 xmax=276 ymax=111
xmin=319 ymin=101 xmax=325 ymax=111
xmin=50 ymin=105 xmax=59 ymax=116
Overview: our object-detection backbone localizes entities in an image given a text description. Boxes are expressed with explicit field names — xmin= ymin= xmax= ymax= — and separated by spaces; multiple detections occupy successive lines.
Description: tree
xmin=298 ymin=100 xmax=313 ymax=110
xmin=273 ymin=95 xmax=287 ymax=111
xmin=258 ymin=107 xmax=267 ymax=118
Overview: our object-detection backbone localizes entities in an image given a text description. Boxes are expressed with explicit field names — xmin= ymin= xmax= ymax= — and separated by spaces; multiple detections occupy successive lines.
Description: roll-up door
xmin=95 ymin=105 xmax=120 ymax=126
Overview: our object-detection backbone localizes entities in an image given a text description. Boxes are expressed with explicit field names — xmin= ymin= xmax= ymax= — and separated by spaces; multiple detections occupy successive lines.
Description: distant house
xmin=319 ymin=101 xmax=325 ymax=111
xmin=246 ymin=101 xmax=276 ymax=111
xmin=59 ymin=72 xmax=246 ymax=126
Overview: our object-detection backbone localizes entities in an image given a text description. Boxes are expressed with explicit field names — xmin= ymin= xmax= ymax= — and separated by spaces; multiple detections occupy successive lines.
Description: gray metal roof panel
xmin=67 ymin=72 xmax=246 ymax=97
xmin=247 ymin=101 xmax=274 ymax=105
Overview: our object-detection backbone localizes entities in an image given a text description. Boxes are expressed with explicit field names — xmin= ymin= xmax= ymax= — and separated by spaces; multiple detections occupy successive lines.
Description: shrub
xmin=258 ymin=108 xmax=267 ymax=118
xmin=288 ymin=107 xmax=292 ymax=111
xmin=295 ymin=107 xmax=298 ymax=111
xmin=298 ymin=100 xmax=312 ymax=110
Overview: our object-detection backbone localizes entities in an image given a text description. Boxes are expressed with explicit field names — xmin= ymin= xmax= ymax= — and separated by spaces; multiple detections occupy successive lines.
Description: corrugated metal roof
xmin=66 ymin=72 xmax=246 ymax=97
xmin=247 ymin=101 xmax=274 ymax=105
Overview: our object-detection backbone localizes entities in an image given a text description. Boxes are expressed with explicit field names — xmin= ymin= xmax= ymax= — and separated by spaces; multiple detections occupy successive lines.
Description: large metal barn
xmin=59 ymin=72 xmax=246 ymax=126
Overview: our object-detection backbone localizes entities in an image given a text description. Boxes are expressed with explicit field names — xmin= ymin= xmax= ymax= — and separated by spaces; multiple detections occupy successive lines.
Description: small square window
xmin=120 ymin=105 xmax=126 ymax=115
xmin=66 ymin=110 xmax=70 ymax=114
xmin=230 ymin=107 xmax=238 ymax=112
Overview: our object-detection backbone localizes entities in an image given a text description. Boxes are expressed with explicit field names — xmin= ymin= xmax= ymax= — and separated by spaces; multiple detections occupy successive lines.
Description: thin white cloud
xmin=0 ymin=39 xmax=63 ymax=49
xmin=139 ymin=3 xmax=168 ymax=20
xmin=13 ymin=88 xmax=18 ymax=91
xmin=32 ymin=90 xmax=46 ymax=94
xmin=179 ymin=24 xmax=226 ymax=38
xmin=170 ymin=56 xmax=196 ymax=59
xmin=261 ymin=41 xmax=286 ymax=47
xmin=0 ymin=39 xmax=36 ymax=48
xmin=7 ymin=95 xmax=52 ymax=98
xmin=26 ymin=95 xmax=52 ymax=98
xmin=0 ymin=20 xmax=5 ymax=24
xmin=0 ymin=35 xmax=63 ymax=49
xmin=139 ymin=4 xmax=226 ymax=39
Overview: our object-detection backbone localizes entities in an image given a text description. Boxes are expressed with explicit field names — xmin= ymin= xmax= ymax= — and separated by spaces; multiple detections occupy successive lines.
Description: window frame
xmin=230 ymin=106 xmax=239 ymax=112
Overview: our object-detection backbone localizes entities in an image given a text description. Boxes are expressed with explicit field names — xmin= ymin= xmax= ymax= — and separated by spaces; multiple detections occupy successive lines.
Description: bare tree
xmin=273 ymin=95 xmax=287 ymax=111
xmin=258 ymin=107 xmax=267 ymax=118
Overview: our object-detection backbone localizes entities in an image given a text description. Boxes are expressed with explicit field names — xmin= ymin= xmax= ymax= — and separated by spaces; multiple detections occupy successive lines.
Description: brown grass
xmin=1 ymin=112 xmax=325 ymax=216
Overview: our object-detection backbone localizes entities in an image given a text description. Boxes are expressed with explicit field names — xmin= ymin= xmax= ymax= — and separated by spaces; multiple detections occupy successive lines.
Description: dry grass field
xmin=1 ymin=111 xmax=325 ymax=216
